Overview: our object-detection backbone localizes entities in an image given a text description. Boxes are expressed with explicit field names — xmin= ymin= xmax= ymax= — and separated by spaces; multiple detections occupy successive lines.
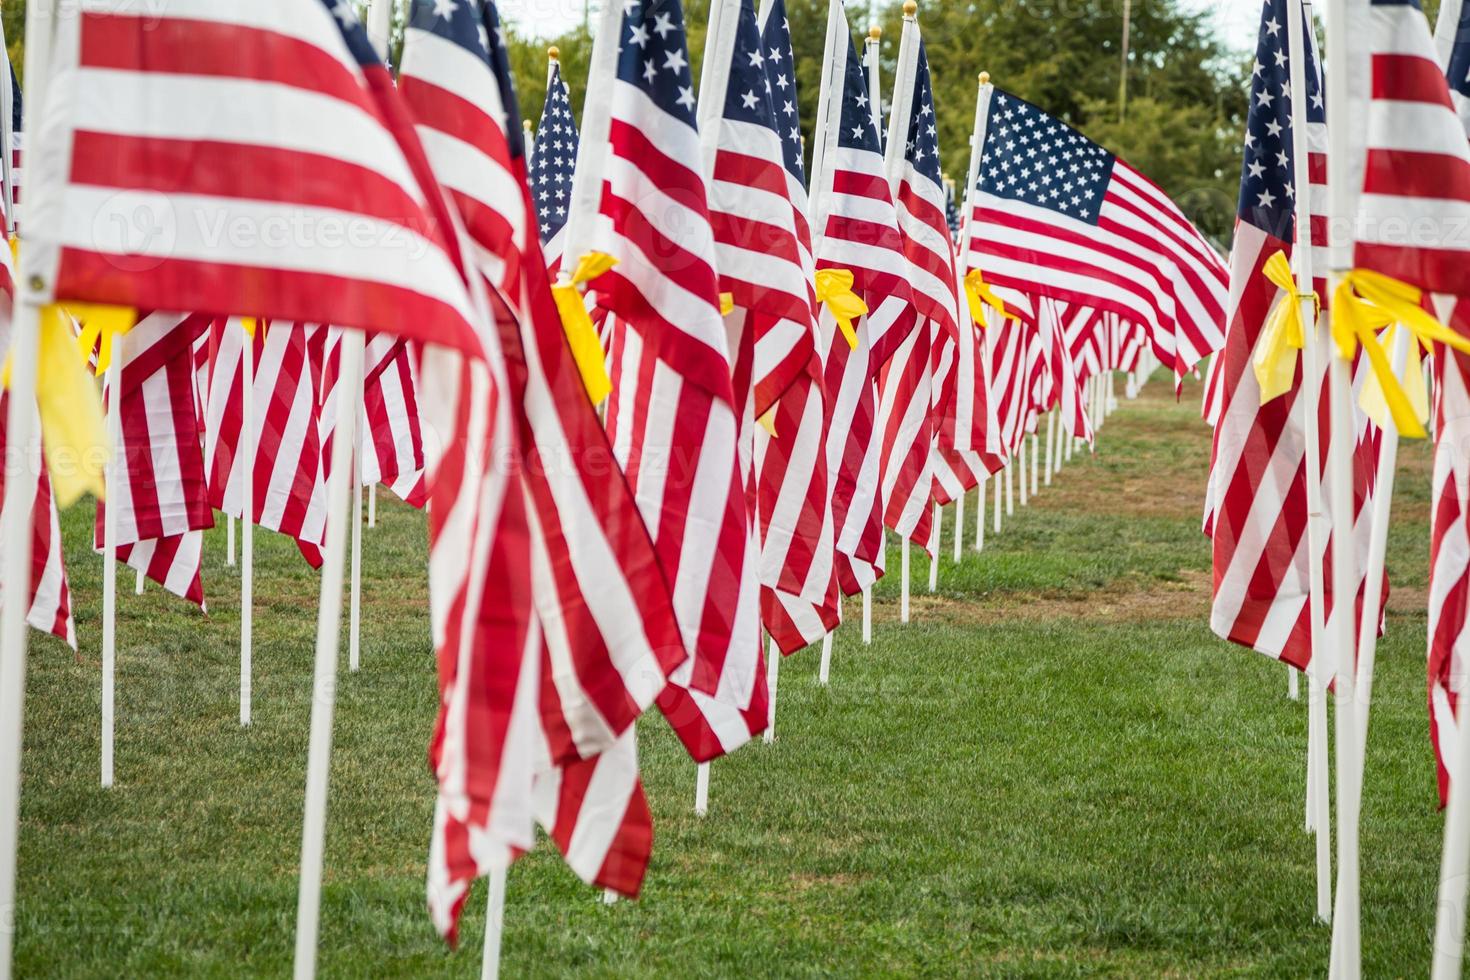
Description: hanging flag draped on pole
xmin=810 ymin=0 xmax=920 ymax=596
xmin=1205 ymin=0 xmax=1365 ymax=671
xmin=964 ymin=87 xmax=1229 ymax=382
xmin=565 ymin=0 xmax=765 ymax=760
xmin=95 ymin=312 xmax=215 ymax=607
xmin=754 ymin=0 xmax=843 ymax=654
xmin=400 ymin=0 xmax=690 ymax=928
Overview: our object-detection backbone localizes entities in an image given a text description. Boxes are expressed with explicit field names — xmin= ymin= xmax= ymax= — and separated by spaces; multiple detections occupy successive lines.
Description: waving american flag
xmin=965 ymin=88 xmax=1228 ymax=381
xmin=530 ymin=58 xmax=579 ymax=271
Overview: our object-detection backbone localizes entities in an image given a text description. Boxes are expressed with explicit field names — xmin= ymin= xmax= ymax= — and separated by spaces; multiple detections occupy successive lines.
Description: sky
xmin=501 ymin=0 xmax=1262 ymax=52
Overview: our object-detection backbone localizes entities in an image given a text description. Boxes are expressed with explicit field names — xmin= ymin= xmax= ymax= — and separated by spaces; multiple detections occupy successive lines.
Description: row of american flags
xmin=9 ymin=0 xmax=1470 ymax=969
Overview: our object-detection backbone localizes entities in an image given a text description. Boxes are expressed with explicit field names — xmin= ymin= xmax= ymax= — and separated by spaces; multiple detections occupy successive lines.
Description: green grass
xmin=11 ymin=376 xmax=1449 ymax=976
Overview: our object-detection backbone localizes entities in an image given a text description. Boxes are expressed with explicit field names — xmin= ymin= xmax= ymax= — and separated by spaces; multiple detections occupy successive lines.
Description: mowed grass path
xmin=13 ymin=375 xmax=1448 ymax=976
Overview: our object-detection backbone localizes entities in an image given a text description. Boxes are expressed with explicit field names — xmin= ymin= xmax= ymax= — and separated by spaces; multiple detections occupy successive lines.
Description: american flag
xmin=529 ymin=58 xmax=579 ymax=271
xmin=1207 ymin=0 xmax=1378 ymax=670
xmin=24 ymin=0 xmax=487 ymax=360
xmin=1038 ymin=297 xmax=1094 ymax=444
xmin=965 ymin=88 xmax=1228 ymax=381
xmin=204 ymin=321 xmax=330 ymax=567
xmin=813 ymin=9 xmax=919 ymax=595
xmin=403 ymin=0 xmax=691 ymax=930
xmin=576 ymin=0 xmax=765 ymax=758
xmin=95 ymin=312 xmax=215 ymax=607
xmin=1349 ymin=0 xmax=1470 ymax=294
xmin=755 ymin=0 xmax=842 ymax=653
xmin=1424 ymin=0 xmax=1470 ymax=804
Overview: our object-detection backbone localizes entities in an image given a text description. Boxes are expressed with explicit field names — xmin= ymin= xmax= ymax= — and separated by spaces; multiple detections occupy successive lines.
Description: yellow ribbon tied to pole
xmin=963 ymin=268 xmax=1020 ymax=326
xmin=1331 ymin=269 xmax=1470 ymax=439
xmin=551 ymin=252 xmax=617 ymax=406
xmin=814 ymin=268 xmax=868 ymax=351
xmin=1252 ymin=250 xmax=1314 ymax=405
xmin=69 ymin=303 xmax=136 ymax=377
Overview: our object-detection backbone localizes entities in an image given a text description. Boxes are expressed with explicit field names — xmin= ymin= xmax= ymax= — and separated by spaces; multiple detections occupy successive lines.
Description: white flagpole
xmin=862 ymin=585 xmax=872 ymax=644
xmin=994 ymin=464 xmax=1003 ymax=531
xmin=1288 ymin=665 xmax=1299 ymax=701
xmin=1321 ymin=0 xmax=1362 ymax=967
xmin=975 ymin=480 xmax=986 ymax=551
xmin=349 ymin=436 xmax=363 ymax=674
xmin=819 ymin=633 xmax=834 ymax=684
xmin=928 ymin=507 xmax=940 ymax=593
xmin=694 ymin=763 xmax=711 ymax=817
xmin=1044 ymin=410 xmax=1055 ymax=486
xmin=764 ymin=636 xmax=780 ymax=744
xmin=292 ymin=328 xmax=365 ymax=980
xmin=1029 ymin=432 xmax=1039 ymax=496
xmin=134 ymin=568 xmax=144 ymax=595
xmin=1054 ymin=406 xmax=1067 ymax=473
xmin=1017 ymin=438 xmax=1028 ymax=507
xmin=241 ymin=324 xmax=255 ymax=726
xmin=900 ymin=538 xmax=911 ymax=623
xmin=953 ymin=493 xmax=964 ymax=563
xmin=367 ymin=483 xmax=377 ymax=529
xmin=1282 ymin=0 xmax=1333 ymax=925
xmin=101 ymin=343 xmax=122 ymax=789
xmin=227 ymin=513 xmax=236 ymax=567
xmin=0 ymin=0 xmax=55 ymax=966
xmin=480 ymin=867 xmax=507 ymax=980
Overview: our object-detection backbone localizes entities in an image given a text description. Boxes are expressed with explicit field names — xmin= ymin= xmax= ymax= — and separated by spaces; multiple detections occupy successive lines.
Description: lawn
xmin=9 ymin=373 xmax=1449 ymax=977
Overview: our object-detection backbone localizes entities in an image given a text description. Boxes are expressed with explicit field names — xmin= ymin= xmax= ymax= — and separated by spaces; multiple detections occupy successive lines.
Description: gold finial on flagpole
xmin=903 ymin=0 xmax=917 ymax=16
xmin=979 ymin=71 xmax=991 ymax=86
xmin=548 ymin=45 xmax=560 ymax=62
xmin=869 ymin=25 xmax=882 ymax=41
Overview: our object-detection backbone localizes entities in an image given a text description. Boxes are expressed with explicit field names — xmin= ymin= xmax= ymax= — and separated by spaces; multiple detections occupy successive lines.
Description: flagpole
xmin=241 ymin=321 xmax=255 ymax=726
xmin=764 ymin=635 xmax=780 ymax=744
xmin=1017 ymin=437 xmax=1027 ymax=507
xmin=819 ymin=632 xmax=833 ymax=684
xmin=928 ymin=503 xmax=940 ymax=593
xmin=694 ymin=762 xmax=710 ymax=817
xmin=1029 ymin=432 xmax=1039 ymax=497
xmin=1 ymin=1 xmax=57 ymax=970
xmin=953 ymin=490 xmax=965 ymax=563
xmin=862 ymin=586 xmax=872 ymax=644
xmin=481 ymin=866 xmax=507 ymax=980
xmin=900 ymin=539 xmax=911 ymax=623
xmin=975 ymin=479 xmax=986 ymax=551
xmin=101 ymin=338 xmax=121 ymax=789
xmin=292 ymin=328 xmax=365 ymax=980
xmin=1320 ymin=0 xmax=1362 ymax=970
xmin=1044 ymin=410 xmax=1055 ymax=486
xmin=227 ymin=513 xmax=236 ymax=566
xmin=349 ymin=429 xmax=363 ymax=673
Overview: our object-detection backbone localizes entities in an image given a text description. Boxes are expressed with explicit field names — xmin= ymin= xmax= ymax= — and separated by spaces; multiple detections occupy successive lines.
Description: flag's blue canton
xmin=760 ymin=0 xmax=806 ymax=184
xmin=979 ymin=90 xmax=1113 ymax=225
xmin=531 ymin=63 xmax=580 ymax=243
xmin=321 ymin=0 xmax=384 ymax=67
xmin=1447 ymin=0 xmax=1470 ymax=99
xmin=721 ymin=0 xmax=780 ymax=135
xmin=410 ymin=0 xmax=493 ymax=64
xmin=9 ymin=63 xmax=20 ymax=135
xmin=836 ymin=37 xmax=882 ymax=153
xmin=904 ymin=41 xmax=941 ymax=186
xmin=1238 ymin=0 xmax=1323 ymax=239
xmin=616 ymin=0 xmax=698 ymax=128
xmin=478 ymin=1 xmax=527 ymax=160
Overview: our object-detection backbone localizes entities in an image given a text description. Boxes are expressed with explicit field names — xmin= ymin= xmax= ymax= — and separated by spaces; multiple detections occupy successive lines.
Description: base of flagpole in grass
xmin=694 ymin=763 xmax=710 ymax=817
xmin=1030 ymin=434 xmax=1040 ymax=497
xmin=993 ymin=469 xmax=1002 ymax=533
xmin=953 ymin=493 xmax=964 ymax=563
xmin=227 ymin=514 xmax=236 ymax=567
xmin=367 ymin=484 xmax=377 ymax=529
xmin=101 ymin=351 xmax=122 ymax=790
xmin=481 ymin=866 xmax=507 ymax=980
xmin=764 ymin=636 xmax=779 ymax=745
xmin=1018 ymin=441 xmax=1029 ymax=508
xmin=1288 ymin=666 xmax=1299 ymax=701
xmin=1044 ymin=411 xmax=1055 ymax=487
xmin=241 ymin=330 xmax=255 ymax=728
xmin=819 ymin=632 xmax=833 ymax=685
xmin=900 ymin=539 xmax=911 ymax=624
xmin=292 ymin=329 xmax=365 ymax=980
xmin=975 ymin=482 xmax=985 ymax=552
xmin=928 ymin=507 xmax=940 ymax=593
xmin=134 ymin=569 xmax=144 ymax=595
xmin=861 ymin=587 xmax=872 ymax=645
